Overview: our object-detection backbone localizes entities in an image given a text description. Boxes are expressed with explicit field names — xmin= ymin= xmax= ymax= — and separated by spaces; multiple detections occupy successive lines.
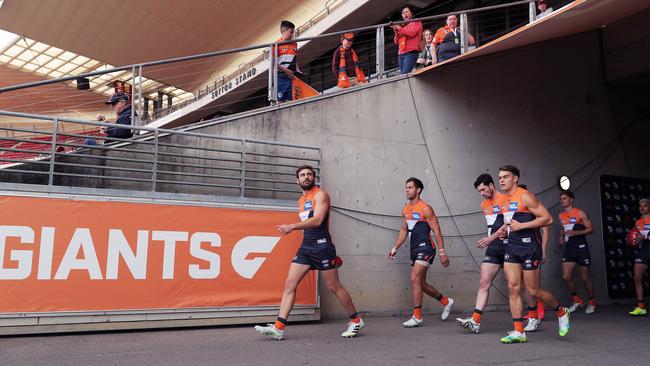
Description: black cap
xmin=105 ymin=92 xmax=129 ymax=105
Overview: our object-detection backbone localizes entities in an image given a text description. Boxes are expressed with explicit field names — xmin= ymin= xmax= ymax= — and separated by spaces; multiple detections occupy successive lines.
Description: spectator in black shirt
xmin=98 ymin=92 xmax=136 ymax=139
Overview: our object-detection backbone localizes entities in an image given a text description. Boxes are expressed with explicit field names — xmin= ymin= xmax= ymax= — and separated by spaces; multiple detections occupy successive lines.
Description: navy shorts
xmin=277 ymin=74 xmax=293 ymax=101
xmin=504 ymin=243 xmax=542 ymax=270
xmin=483 ymin=241 xmax=506 ymax=265
xmin=562 ymin=242 xmax=591 ymax=267
xmin=410 ymin=242 xmax=436 ymax=266
xmin=634 ymin=243 xmax=650 ymax=265
xmin=292 ymin=239 xmax=337 ymax=271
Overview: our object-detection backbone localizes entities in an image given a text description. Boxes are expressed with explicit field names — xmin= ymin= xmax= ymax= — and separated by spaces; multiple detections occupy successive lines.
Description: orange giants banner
xmin=0 ymin=196 xmax=316 ymax=313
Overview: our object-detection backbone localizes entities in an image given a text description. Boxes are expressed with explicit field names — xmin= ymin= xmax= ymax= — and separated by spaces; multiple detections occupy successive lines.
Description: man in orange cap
xmin=331 ymin=32 xmax=367 ymax=89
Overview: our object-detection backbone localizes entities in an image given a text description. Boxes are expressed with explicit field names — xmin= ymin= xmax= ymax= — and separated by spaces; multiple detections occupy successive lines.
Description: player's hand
xmin=542 ymin=253 xmax=547 ymax=264
xmin=496 ymin=226 xmax=507 ymax=239
xmin=507 ymin=219 xmax=525 ymax=232
xmin=633 ymin=236 xmax=642 ymax=245
xmin=477 ymin=236 xmax=493 ymax=248
xmin=439 ymin=252 xmax=450 ymax=268
xmin=558 ymin=236 xmax=566 ymax=245
xmin=565 ymin=230 xmax=575 ymax=237
xmin=388 ymin=247 xmax=398 ymax=260
xmin=276 ymin=224 xmax=295 ymax=235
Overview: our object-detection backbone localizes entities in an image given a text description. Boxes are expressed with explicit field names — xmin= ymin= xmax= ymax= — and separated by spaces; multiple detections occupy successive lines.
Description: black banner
xmin=600 ymin=175 xmax=650 ymax=298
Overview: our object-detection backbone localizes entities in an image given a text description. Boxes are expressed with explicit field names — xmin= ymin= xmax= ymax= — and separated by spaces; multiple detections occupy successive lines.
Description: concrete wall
xmin=182 ymin=29 xmax=650 ymax=319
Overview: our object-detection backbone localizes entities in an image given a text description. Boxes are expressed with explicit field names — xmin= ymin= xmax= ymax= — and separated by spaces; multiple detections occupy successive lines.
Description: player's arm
xmin=424 ymin=205 xmax=449 ymax=267
xmin=509 ymin=192 xmax=553 ymax=231
xmin=495 ymin=223 xmax=507 ymax=239
xmin=277 ymin=191 xmax=329 ymax=234
xmin=477 ymin=222 xmax=502 ymax=248
xmin=389 ymin=220 xmax=409 ymax=259
xmin=558 ymin=213 xmax=566 ymax=245
xmin=568 ymin=210 xmax=594 ymax=236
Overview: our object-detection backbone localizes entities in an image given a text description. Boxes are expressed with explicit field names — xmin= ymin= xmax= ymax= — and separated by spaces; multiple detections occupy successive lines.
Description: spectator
xmin=99 ymin=92 xmax=135 ymax=139
xmin=275 ymin=20 xmax=301 ymax=103
xmin=332 ymin=32 xmax=367 ymax=89
xmin=537 ymin=0 xmax=554 ymax=19
xmin=433 ymin=14 xmax=475 ymax=63
xmin=391 ymin=6 xmax=423 ymax=74
xmin=415 ymin=29 xmax=436 ymax=69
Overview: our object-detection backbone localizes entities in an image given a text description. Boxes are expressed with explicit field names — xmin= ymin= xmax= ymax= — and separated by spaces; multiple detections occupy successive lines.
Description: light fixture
xmin=559 ymin=175 xmax=571 ymax=190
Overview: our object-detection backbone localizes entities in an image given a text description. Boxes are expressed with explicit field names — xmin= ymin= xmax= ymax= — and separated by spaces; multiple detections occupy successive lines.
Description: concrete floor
xmin=0 ymin=305 xmax=648 ymax=366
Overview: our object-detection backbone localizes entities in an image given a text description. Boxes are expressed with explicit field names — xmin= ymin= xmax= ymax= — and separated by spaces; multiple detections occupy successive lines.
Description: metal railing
xmin=153 ymin=0 xmax=348 ymax=121
xmin=0 ymin=110 xmax=321 ymax=199
xmin=0 ymin=1 xmax=548 ymax=125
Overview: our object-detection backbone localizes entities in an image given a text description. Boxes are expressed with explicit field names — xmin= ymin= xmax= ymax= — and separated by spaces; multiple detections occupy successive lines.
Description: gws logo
xmin=508 ymin=202 xmax=518 ymax=211
xmin=570 ymin=217 xmax=577 ymax=223
xmin=231 ymin=236 xmax=281 ymax=279
xmin=492 ymin=205 xmax=500 ymax=213
xmin=412 ymin=212 xmax=421 ymax=220
xmin=304 ymin=200 xmax=313 ymax=210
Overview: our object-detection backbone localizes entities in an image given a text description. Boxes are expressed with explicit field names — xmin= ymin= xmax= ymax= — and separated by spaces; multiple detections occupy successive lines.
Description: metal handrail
xmin=0 ymin=0 xmax=534 ymax=95
xmin=140 ymin=0 xmax=537 ymax=119
xmin=0 ymin=109 xmax=322 ymax=200
xmin=154 ymin=0 xmax=348 ymax=120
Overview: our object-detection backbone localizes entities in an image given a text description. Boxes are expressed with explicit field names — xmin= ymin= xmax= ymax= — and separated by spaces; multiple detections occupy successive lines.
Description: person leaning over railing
xmin=536 ymin=0 xmax=554 ymax=20
xmin=391 ymin=5 xmax=422 ymax=74
xmin=331 ymin=32 xmax=367 ymax=89
xmin=98 ymin=92 xmax=136 ymax=140
xmin=433 ymin=14 xmax=475 ymax=63
xmin=415 ymin=28 xmax=436 ymax=69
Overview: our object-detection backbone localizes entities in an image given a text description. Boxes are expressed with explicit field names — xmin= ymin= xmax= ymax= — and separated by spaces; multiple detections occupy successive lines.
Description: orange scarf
xmin=337 ymin=46 xmax=366 ymax=88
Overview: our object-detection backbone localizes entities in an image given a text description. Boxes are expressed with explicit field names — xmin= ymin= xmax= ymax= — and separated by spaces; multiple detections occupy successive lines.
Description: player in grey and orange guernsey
xmin=496 ymin=165 xmax=570 ymax=343
xmin=558 ymin=190 xmax=596 ymax=314
xmin=629 ymin=198 xmax=650 ymax=316
xmin=388 ymin=177 xmax=454 ymax=328
xmin=255 ymin=165 xmax=364 ymax=340
xmin=456 ymin=174 xmax=507 ymax=333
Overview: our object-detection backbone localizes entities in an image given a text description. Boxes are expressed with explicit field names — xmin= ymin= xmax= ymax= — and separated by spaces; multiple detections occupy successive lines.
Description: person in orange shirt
xmin=255 ymin=165 xmax=364 ymax=340
xmin=389 ymin=177 xmax=454 ymax=328
xmin=629 ymin=198 xmax=650 ymax=316
xmin=456 ymin=174 xmax=507 ymax=333
xmin=519 ymin=184 xmax=546 ymax=332
xmin=391 ymin=6 xmax=423 ymax=74
xmin=433 ymin=14 xmax=475 ymax=63
xmin=496 ymin=165 xmax=569 ymax=343
xmin=275 ymin=20 xmax=301 ymax=103
xmin=558 ymin=190 xmax=596 ymax=314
